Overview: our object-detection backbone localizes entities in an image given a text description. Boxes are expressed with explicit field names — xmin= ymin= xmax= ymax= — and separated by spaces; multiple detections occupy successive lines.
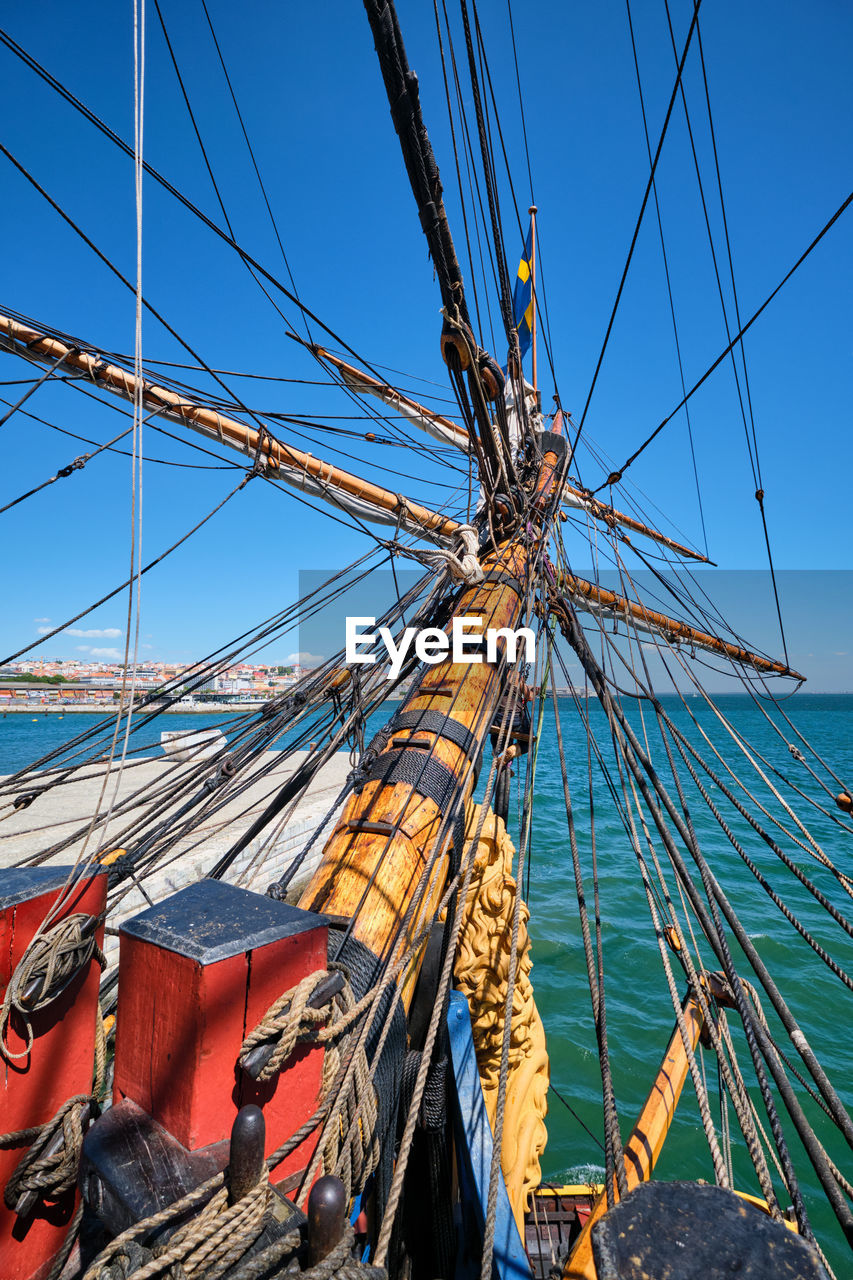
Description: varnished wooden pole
xmin=297 ymin=540 xmax=530 ymax=1000
xmin=298 ymin=422 xmax=565 ymax=996
xmin=558 ymin=571 xmax=802 ymax=679
xmin=0 ymin=314 xmax=459 ymax=543
xmin=312 ymin=345 xmax=470 ymax=452
xmin=563 ymin=994 xmax=705 ymax=1279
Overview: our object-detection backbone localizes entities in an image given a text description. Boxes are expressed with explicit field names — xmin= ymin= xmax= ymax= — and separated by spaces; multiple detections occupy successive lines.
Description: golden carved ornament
xmin=453 ymin=802 xmax=549 ymax=1233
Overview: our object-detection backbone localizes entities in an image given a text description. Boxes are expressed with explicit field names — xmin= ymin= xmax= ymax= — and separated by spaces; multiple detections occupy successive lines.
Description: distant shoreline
xmin=1 ymin=692 xmax=851 ymax=718
xmin=0 ymin=704 xmax=261 ymax=715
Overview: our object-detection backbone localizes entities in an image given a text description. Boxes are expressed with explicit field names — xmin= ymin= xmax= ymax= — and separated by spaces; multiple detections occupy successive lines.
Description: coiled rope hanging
xmin=0 ymin=914 xmax=107 ymax=1280
xmin=0 ymin=912 xmax=105 ymax=1061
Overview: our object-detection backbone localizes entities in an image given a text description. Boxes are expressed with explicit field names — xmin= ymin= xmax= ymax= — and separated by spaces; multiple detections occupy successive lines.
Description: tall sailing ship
xmin=0 ymin=4 xmax=851 ymax=1279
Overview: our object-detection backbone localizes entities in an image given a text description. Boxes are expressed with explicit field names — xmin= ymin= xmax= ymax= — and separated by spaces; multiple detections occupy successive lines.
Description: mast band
xmin=353 ymin=746 xmax=469 ymax=873
xmin=478 ymin=570 xmax=528 ymax=598
xmin=358 ymin=747 xmax=461 ymax=811
xmin=386 ymin=710 xmax=480 ymax=762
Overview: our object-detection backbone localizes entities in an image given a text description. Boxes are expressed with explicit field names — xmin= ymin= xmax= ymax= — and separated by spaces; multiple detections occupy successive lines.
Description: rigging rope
xmin=0 ymin=913 xmax=106 ymax=1061
xmin=624 ymin=0 xmax=708 ymax=557
xmin=594 ymin=186 xmax=853 ymax=490
xmin=569 ymin=0 xmax=704 ymax=462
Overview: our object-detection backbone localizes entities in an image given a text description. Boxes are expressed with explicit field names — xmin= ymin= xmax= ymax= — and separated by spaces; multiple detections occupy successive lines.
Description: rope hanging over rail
xmin=239 ymin=967 xmax=380 ymax=1197
xmin=0 ymin=912 xmax=105 ymax=1061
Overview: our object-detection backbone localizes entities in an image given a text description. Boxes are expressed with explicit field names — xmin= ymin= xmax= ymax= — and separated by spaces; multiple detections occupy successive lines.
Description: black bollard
xmin=228 ymin=1104 xmax=266 ymax=1204
xmin=307 ymin=1174 xmax=347 ymax=1265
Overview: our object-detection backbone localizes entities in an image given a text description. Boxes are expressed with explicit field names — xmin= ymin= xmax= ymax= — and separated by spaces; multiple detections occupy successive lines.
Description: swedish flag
xmin=512 ymin=220 xmax=534 ymax=361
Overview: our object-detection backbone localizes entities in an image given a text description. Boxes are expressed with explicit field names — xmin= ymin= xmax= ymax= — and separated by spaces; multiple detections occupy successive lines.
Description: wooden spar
xmin=296 ymin=539 xmax=529 ymax=1001
xmin=563 ymin=993 xmax=705 ymax=1280
xmin=1 ymin=307 xmax=708 ymax=567
xmin=311 ymin=344 xmax=470 ymax=453
xmin=529 ymin=205 xmax=538 ymax=394
xmin=312 ymin=345 xmax=709 ymax=563
xmin=558 ymin=570 xmax=804 ymax=679
xmin=0 ymin=314 xmax=460 ymax=544
xmin=561 ymin=490 xmax=711 ymax=564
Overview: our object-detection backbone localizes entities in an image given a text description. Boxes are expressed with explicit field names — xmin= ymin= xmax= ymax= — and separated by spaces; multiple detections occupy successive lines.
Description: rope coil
xmin=0 ymin=912 xmax=106 ymax=1061
xmin=1 ymin=1093 xmax=97 ymax=1210
xmin=83 ymin=1168 xmax=273 ymax=1280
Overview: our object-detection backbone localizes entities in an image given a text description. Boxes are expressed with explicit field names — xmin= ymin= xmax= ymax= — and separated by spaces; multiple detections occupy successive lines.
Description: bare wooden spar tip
xmin=557 ymin=571 xmax=804 ymax=680
xmin=311 ymin=343 xmax=470 ymax=453
xmin=561 ymin=488 xmax=712 ymax=564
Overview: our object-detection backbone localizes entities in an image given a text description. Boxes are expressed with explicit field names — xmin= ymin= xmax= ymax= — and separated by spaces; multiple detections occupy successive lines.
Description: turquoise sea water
xmin=2 ymin=695 xmax=852 ymax=1270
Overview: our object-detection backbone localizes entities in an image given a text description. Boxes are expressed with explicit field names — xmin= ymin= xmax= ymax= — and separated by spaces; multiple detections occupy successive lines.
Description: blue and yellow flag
xmin=511 ymin=220 xmax=534 ymax=361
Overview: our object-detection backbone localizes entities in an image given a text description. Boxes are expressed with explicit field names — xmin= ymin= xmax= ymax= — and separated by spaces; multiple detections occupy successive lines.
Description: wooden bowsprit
xmin=562 ymin=993 xmax=705 ymax=1279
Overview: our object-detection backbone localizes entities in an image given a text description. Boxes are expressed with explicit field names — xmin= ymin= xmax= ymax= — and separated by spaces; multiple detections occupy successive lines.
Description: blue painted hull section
xmin=447 ymin=990 xmax=532 ymax=1280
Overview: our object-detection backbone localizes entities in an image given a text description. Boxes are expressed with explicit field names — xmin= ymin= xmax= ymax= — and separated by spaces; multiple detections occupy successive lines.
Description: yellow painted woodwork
xmin=562 ymin=994 xmax=704 ymax=1279
xmin=97 ymin=847 xmax=126 ymax=866
xmin=733 ymin=1190 xmax=799 ymax=1233
xmin=535 ymin=1184 xmax=604 ymax=1200
xmin=453 ymin=803 xmax=549 ymax=1235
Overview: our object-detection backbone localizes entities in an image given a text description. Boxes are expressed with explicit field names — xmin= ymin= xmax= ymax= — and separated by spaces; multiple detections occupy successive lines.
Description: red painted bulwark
xmin=113 ymin=917 xmax=327 ymax=1187
xmin=0 ymin=870 xmax=107 ymax=1280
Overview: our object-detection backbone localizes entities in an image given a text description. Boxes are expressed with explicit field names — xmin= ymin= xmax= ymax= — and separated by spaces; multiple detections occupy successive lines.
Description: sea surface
xmin=2 ymin=694 xmax=852 ymax=1271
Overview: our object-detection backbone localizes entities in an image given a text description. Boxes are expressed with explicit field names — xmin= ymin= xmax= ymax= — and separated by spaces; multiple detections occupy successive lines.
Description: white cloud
xmin=286 ymin=651 xmax=325 ymax=668
xmin=34 ymin=616 xmax=51 ymax=623
xmin=89 ymin=647 xmax=123 ymax=660
xmin=76 ymin=645 xmax=91 ymax=652
xmin=36 ymin=626 xmax=54 ymax=636
xmin=66 ymin=627 xmax=122 ymax=638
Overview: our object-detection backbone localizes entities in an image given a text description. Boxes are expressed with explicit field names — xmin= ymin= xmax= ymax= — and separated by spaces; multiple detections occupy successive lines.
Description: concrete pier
xmin=0 ymin=749 xmax=352 ymax=959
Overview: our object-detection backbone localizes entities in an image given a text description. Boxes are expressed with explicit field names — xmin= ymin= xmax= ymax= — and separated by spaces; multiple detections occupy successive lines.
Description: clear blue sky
xmin=0 ymin=2 xmax=850 ymax=678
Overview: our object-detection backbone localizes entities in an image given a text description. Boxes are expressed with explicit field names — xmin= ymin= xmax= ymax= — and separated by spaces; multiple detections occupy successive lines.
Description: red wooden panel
xmin=238 ymin=926 xmax=328 ymax=1186
xmin=112 ymin=883 xmax=328 ymax=1189
xmin=0 ymin=868 xmax=107 ymax=1280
